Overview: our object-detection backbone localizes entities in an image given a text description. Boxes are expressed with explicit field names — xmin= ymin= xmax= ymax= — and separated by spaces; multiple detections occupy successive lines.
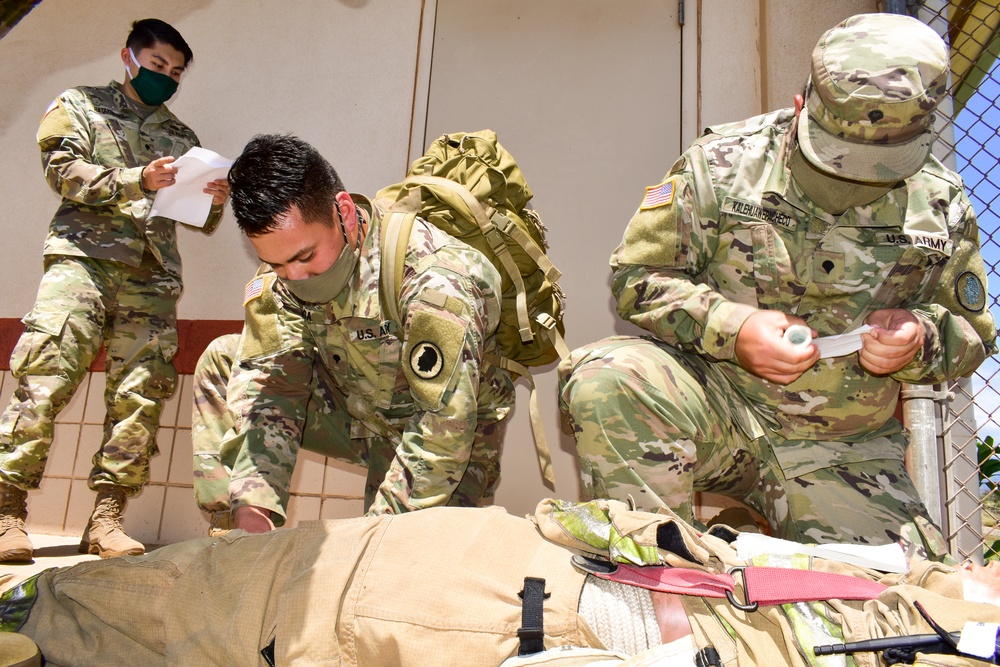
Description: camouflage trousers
xmin=192 ymin=333 xmax=509 ymax=519
xmin=558 ymin=336 xmax=950 ymax=561
xmin=0 ymin=254 xmax=179 ymax=493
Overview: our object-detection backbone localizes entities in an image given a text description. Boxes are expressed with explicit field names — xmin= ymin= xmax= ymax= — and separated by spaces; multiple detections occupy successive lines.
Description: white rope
xmin=578 ymin=575 xmax=661 ymax=656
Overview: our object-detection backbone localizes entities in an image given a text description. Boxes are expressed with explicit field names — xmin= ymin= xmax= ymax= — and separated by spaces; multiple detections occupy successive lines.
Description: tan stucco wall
xmin=0 ymin=0 xmax=425 ymax=321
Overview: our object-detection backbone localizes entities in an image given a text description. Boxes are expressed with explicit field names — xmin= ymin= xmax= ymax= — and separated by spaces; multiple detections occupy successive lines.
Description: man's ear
xmin=334 ymin=191 xmax=356 ymax=231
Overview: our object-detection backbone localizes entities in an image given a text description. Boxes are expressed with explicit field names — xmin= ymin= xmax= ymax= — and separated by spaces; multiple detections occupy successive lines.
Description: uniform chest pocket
xmin=719 ymin=219 xmax=795 ymax=309
xmin=90 ymin=116 xmax=137 ymax=168
xmin=867 ymin=244 xmax=948 ymax=311
xmin=811 ymin=229 xmax=908 ymax=289
xmin=340 ymin=318 xmax=401 ymax=410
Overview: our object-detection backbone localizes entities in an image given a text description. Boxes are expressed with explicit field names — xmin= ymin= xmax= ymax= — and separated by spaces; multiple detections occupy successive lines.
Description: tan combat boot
xmin=0 ymin=484 xmax=32 ymax=563
xmin=79 ymin=485 xmax=144 ymax=558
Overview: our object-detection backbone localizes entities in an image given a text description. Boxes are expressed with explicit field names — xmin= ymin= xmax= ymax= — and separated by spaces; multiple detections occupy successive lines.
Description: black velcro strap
xmin=695 ymin=646 xmax=722 ymax=667
xmin=517 ymin=577 xmax=549 ymax=656
xmin=260 ymin=637 xmax=276 ymax=667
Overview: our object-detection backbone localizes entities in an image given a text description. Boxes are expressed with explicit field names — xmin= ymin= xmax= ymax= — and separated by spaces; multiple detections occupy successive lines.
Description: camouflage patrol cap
xmin=798 ymin=13 xmax=949 ymax=183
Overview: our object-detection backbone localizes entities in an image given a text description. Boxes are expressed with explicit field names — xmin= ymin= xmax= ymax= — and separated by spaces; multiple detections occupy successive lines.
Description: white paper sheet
xmin=813 ymin=325 xmax=872 ymax=359
xmin=736 ymin=532 xmax=908 ymax=573
xmin=149 ymin=147 xmax=233 ymax=227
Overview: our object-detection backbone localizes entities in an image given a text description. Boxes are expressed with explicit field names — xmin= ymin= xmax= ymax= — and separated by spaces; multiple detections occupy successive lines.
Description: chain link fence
xmin=892 ymin=0 xmax=1000 ymax=562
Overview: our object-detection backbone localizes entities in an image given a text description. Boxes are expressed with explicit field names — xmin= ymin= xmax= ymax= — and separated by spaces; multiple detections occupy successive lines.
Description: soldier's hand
xmin=234 ymin=505 xmax=276 ymax=533
xmin=735 ymin=310 xmax=819 ymax=384
xmin=859 ymin=309 xmax=925 ymax=375
xmin=204 ymin=177 xmax=230 ymax=206
xmin=141 ymin=156 xmax=178 ymax=191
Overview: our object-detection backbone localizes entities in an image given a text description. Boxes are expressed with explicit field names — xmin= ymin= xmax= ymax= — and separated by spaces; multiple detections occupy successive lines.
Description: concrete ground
xmin=0 ymin=534 xmax=100 ymax=587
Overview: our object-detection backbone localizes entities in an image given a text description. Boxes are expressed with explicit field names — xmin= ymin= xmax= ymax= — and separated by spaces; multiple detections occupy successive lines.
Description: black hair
xmin=126 ymin=19 xmax=193 ymax=66
xmin=228 ymin=134 xmax=346 ymax=237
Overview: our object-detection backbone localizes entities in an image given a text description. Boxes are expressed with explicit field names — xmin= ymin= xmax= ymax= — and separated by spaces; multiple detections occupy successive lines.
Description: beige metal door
xmin=419 ymin=0 xmax=684 ymax=514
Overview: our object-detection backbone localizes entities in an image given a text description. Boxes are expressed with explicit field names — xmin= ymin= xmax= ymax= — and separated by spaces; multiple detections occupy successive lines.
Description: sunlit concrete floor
xmin=0 ymin=534 xmax=100 ymax=586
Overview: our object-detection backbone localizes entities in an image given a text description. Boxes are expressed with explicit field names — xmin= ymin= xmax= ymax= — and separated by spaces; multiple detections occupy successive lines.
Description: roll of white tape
xmin=783 ymin=325 xmax=812 ymax=346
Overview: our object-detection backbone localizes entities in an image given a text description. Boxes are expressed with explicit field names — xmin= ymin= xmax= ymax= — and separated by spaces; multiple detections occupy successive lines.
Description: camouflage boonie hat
xmin=798 ymin=13 xmax=949 ymax=183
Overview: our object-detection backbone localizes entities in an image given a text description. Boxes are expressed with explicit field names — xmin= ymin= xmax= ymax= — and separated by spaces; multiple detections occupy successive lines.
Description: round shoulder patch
xmin=409 ymin=341 xmax=444 ymax=380
xmin=956 ymin=271 xmax=986 ymax=312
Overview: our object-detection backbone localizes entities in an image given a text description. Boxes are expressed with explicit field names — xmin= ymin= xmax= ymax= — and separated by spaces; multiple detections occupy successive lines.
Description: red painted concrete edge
xmin=0 ymin=318 xmax=243 ymax=375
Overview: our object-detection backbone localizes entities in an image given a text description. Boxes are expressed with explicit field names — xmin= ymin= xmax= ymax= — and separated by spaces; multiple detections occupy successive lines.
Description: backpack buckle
xmin=535 ymin=313 xmax=557 ymax=331
xmin=491 ymin=211 xmax=516 ymax=235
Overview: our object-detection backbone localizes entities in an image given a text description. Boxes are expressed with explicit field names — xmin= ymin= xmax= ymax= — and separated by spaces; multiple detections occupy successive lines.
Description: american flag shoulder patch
xmin=243 ymin=277 xmax=265 ymax=306
xmin=639 ymin=178 xmax=675 ymax=210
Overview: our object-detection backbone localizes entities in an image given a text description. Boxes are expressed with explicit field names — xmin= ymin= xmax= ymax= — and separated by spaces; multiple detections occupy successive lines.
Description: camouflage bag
xmin=375 ymin=130 xmax=568 ymax=483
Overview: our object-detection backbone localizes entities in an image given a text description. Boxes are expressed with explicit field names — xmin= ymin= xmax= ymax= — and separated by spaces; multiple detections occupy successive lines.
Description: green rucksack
xmin=374 ymin=130 xmax=567 ymax=484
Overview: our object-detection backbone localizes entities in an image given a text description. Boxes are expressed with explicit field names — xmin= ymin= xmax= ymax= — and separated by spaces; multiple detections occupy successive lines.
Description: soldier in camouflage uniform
xmin=191 ymin=133 xmax=514 ymax=533
xmin=0 ymin=19 xmax=229 ymax=562
xmin=3 ymin=497 xmax=1000 ymax=666
xmin=559 ymin=13 xmax=997 ymax=561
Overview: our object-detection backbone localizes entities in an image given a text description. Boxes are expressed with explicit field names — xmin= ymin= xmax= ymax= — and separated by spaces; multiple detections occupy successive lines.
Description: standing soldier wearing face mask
xmin=0 ymin=18 xmax=230 ymax=561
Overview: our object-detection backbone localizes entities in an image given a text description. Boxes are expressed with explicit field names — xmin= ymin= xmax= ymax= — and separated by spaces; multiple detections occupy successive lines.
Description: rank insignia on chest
xmin=640 ymin=178 xmax=675 ymax=210
xmin=243 ymin=277 xmax=265 ymax=306
xmin=956 ymin=271 xmax=986 ymax=312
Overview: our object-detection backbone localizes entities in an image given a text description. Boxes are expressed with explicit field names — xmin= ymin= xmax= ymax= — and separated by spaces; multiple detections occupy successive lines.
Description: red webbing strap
xmin=594 ymin=565 xmax=734 ymax=598
xmin=594 ymin=564 xmax=887 ymax=608
xmin=743 ymin=566 xmax=887 ymax=605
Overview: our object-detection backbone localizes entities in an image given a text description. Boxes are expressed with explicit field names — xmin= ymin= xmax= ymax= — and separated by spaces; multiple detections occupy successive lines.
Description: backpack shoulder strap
xmin=485 ymin=353 xmax=556 ymax=486
xmin=378 ymin=209 xmax=418 ymax=327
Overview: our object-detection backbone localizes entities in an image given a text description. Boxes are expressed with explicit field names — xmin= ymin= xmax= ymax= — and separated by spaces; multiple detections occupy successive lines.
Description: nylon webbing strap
xmin=378 ymin=210 xmax=416 ymax=328
xmin=517 ymin=577 xmax=549 ymax=655
xmin=484 ymin=354 xmax=555 ymax=485
xmin=595 ymin=564 xmax=887 ymax=609
xmin=742 ymin=566 xmax=887 ymax=606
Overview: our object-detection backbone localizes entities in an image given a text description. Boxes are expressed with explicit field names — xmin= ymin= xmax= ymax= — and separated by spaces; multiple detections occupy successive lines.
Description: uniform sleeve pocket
xmin=402 ymin=306 xmax=468 ymax=411
xmin=156 ymin=328 xmax=179 ymax=364
xmin=21 ymin=307 xmax=69 ymax=337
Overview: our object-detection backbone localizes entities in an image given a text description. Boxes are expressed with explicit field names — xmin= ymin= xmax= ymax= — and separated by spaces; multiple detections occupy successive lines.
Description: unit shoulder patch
xmin=409 ymin=341 xmax=444 ymax=380
xmin=956 ymin=271 xmax=986 ymax=312
xmin=402 ymin=306 xmax=468 ymax=411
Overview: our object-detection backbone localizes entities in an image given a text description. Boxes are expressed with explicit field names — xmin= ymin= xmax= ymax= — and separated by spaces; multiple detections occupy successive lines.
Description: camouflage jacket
xmin=229 ymin=196 xmax=513 ymax=517
xmin=37 ymin=81 xmax=223 ymax=277
xmin=612 ymin=109 xmax=996 ymax=441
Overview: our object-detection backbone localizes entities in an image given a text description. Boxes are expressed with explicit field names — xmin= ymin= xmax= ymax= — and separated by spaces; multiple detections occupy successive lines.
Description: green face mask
xmin=789 ymin=147 xmax=894 ymax=214
xmin=127 ymin=48 xmax=179 ymax=106
xmin=281 ymin=242 xmax=358 ymax=304
xmin=280 ymin=211 xmax=361 ymax=304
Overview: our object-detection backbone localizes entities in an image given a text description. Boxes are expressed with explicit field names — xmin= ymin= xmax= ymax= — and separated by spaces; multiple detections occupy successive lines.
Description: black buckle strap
xmin=260 ymin=637 xmax=275 ymax=667
xmin=517 ymin=577 xmax=550 ymax=656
